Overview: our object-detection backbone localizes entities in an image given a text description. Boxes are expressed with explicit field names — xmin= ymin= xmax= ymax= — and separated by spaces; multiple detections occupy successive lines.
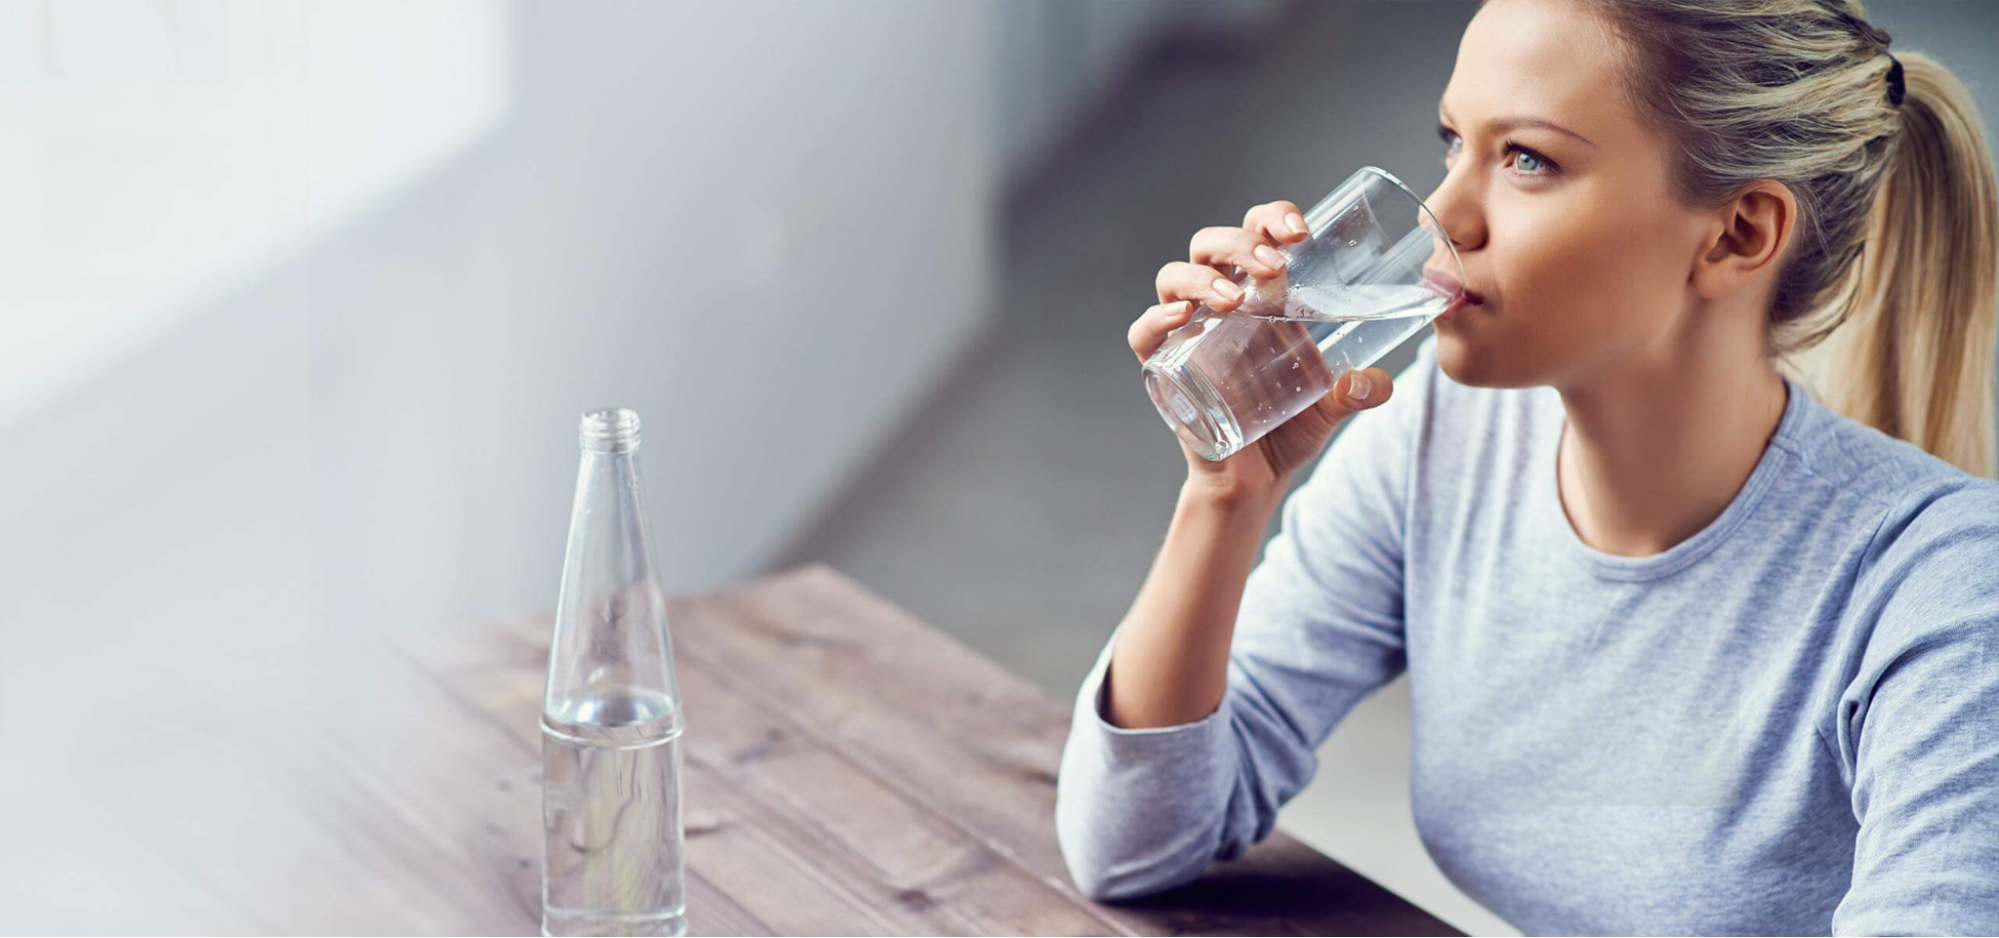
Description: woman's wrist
xmin=1180 ymin=471 xmax=1291 ymax=513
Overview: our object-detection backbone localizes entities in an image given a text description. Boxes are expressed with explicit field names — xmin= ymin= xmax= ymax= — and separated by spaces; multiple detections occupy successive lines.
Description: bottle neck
xmin=547 ymin=423 xmax=677 ymax=723
xmin=579 ymin=407 xmax=641 ymax=454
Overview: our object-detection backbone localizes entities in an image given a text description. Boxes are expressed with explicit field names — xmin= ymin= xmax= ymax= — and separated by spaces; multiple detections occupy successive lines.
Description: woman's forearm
xmin=1103 ymin=478 xmax=1290 ymax=729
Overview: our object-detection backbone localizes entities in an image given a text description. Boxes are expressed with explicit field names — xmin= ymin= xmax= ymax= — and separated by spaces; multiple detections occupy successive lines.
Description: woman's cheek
xmin=1482 ymin=211 xmax=1642 ymax=381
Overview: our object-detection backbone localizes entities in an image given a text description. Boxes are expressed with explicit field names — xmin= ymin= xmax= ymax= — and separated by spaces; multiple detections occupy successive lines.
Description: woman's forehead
xmin=1444 ymin=0 xmax=1637 ymax=140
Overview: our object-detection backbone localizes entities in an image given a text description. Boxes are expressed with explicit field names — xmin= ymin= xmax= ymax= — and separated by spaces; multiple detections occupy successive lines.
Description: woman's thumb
xmin=1335 ymin=366 xmax=1399 ymax=410
xmin=1280 ymin=367 xmax=1393 ymax=450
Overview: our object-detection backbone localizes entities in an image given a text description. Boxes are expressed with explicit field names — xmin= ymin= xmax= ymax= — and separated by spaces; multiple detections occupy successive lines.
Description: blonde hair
xmin=1582 ymin=0 xmax=1999 ymax=477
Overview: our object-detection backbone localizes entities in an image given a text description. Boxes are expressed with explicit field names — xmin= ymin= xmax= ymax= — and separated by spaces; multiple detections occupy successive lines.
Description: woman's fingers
xmin=1128 ymin=301 xmax=1194 ymax=362
xmin=1131 ymin=200 xmax=1319 ymax=382
xmin=1189 ymin=226 xmax=1287 ymax=280
xmin=1155 ymin=260 xmax=1246 ymax=312
xmin=1243 ymin=200 xmax=1310 ymax=245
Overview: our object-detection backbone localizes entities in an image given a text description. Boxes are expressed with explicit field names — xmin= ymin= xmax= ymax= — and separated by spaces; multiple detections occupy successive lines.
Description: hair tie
xmin=1884 ymin=51 xmax=1906 ymax=107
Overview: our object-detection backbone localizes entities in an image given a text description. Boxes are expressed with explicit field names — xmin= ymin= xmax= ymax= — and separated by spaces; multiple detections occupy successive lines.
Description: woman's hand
xmin=1129 ymin=199 xmax=1395 ymax=501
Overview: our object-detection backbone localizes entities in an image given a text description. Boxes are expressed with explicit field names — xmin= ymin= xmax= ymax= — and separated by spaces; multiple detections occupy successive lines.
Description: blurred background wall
xmin=3 ymin=1 xmax=1994 ymax=933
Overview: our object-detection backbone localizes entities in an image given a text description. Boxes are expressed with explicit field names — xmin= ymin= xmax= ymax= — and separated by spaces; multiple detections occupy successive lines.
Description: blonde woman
xmin=1055 ymin=0 xmax=1999 ymax=932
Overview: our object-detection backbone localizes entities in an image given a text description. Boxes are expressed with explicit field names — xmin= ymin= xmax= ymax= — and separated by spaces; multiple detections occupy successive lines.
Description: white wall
xmin=0 ymin=1 xmax=1009 ymax=641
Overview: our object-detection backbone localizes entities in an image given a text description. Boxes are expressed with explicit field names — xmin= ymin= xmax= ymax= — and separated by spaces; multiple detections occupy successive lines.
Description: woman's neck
xmin=1554 ymin=333 xmax=1789 ymax=558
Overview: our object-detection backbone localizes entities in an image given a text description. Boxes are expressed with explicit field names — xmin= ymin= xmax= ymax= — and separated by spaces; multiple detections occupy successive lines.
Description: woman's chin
xmin=1433 ymin=324 xmax=1502 ymax=388
xmin=1435 ymin=328 xmax=1551 ymax=390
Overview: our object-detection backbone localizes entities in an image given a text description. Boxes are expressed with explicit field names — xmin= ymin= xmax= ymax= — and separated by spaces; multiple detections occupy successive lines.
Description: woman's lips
xmin=1438 ymin=291 xmax=1479 ymax=321
xmin=1422 ymin=266 xmax=1486 ymax=322
xmin=1421 ymin=267 xmax=1486 ymax=306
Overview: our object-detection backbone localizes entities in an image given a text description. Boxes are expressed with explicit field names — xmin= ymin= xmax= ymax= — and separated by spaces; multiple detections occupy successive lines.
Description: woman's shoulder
xmin=1841 ymin=470 xmax=1999 ymax=688
xmin=1774 ymin=380 xmax=1999 ymax=522
xmin=1776 ymin=388 xmax=1999 ymax=633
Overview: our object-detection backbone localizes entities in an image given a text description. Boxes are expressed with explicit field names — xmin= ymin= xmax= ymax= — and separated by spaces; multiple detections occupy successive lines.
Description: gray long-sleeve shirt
xmin=1055 ymin=334 xmax=1999 ymax=934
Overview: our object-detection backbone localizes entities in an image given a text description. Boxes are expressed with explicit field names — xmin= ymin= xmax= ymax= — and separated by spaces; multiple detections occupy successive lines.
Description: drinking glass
xmin=1141 ymin=166 xmax=1464 ymax=461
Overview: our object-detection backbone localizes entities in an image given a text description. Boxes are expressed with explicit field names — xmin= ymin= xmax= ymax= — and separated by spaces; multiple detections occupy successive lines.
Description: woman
xmin=1054 ymin=0 xmax=1999 ymax=933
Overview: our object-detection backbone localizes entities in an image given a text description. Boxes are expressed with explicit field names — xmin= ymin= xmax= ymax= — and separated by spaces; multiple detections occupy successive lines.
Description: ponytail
xmin=1784 ymin=52 xmax=1999 ymax=478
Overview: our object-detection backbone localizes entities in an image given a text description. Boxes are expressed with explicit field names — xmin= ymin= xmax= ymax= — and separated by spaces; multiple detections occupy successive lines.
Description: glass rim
xmin=1350 ymin=164 xmax=1466 ymax=301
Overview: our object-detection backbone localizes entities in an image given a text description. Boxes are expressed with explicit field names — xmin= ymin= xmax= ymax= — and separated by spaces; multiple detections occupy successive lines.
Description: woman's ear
xmin=1691 ymin=180 xmax=1798 ymax=301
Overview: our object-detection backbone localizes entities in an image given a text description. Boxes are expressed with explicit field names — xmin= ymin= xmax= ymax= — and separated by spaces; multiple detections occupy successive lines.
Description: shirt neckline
xmin=1540 ymin=376 xmax=1805 ymax=582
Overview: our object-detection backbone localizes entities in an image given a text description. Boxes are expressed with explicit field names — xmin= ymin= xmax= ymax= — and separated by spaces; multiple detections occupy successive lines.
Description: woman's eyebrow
xmin=1439 ymin=99 xmax=1598 ymax=149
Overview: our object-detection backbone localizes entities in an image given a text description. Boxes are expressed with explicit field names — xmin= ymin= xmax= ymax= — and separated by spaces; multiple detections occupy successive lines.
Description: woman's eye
xmin=1437 ymin=127 xmax=1558 ymax=177
xmin=1438 ymin=128 xmax=1462 ymax=160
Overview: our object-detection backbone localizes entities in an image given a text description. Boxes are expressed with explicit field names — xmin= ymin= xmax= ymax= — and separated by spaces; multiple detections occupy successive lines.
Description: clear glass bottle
xmin=541 ymin=408 xmax=688 ymax=938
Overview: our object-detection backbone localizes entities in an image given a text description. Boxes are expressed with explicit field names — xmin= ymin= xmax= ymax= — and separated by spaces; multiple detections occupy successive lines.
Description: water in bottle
xmin=542 ymin=408 xmax=688 ymax=937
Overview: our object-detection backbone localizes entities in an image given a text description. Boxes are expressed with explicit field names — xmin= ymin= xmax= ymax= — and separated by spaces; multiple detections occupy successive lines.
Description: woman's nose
xmin=1423 ymin=177 xmax=1484 ymax=253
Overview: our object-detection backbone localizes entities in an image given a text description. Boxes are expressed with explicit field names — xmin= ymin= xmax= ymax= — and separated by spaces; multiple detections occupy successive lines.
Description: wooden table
xmin=212 ymin=565 xmax=1459 ymax=935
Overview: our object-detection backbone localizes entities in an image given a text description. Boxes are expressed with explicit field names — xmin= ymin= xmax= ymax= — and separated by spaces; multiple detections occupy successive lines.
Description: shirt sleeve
xmin=1053 ymin=336 xmax=1437 ymax=902
xmin=1831 ymin=483 xmax=1999 ymax=935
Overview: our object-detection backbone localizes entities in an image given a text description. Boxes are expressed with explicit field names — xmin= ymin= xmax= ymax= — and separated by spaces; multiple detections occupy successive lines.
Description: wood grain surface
xmin=153 ymin=564 xmax=1458 ymax=935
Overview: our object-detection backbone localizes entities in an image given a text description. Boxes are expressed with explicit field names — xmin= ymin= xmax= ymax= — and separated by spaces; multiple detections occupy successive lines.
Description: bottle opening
xmin=580 ymin=407 xmax=642 ymax=452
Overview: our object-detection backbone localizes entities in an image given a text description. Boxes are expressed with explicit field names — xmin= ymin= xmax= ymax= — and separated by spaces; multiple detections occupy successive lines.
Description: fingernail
xmin=1254 ymin=245 xmax=1285 ymax=268
xmin=1166 ymin=301 xmax=1191 ymax=318
xmin=1348 ymin=372 xmax=1372 ymax=400
xmin=1285 ymin=213 xmax=1308 ymax=235
xmin=1213 ymin=278 xmax=1243 ymax=300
